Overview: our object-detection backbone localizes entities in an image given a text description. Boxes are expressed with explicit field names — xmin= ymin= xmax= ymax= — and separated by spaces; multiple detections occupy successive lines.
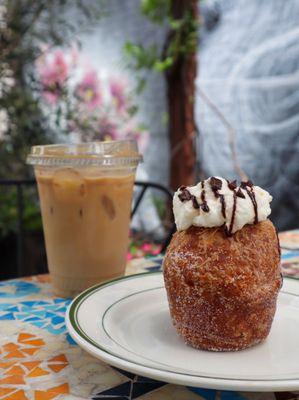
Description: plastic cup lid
xmin=27 ymin=140 xmax=143 ymax=168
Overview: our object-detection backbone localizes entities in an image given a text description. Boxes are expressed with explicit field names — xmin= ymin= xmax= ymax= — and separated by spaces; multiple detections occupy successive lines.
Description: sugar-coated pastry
xmin=163 ymin=177 xmax=281 ymax=351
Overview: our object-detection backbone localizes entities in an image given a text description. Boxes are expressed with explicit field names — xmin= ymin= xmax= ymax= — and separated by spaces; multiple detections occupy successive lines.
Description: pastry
xmin=163 ymin=177 xmax=281 ymax=351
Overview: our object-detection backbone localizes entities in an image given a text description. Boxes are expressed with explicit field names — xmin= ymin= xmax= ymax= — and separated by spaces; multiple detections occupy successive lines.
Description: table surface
xmin=0 ymin=230 xmax=299 ymax=400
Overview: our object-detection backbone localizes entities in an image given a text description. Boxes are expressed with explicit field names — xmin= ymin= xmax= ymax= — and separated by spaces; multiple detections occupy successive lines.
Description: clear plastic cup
xmin=27 ymin=140 xmax=142 ymax=297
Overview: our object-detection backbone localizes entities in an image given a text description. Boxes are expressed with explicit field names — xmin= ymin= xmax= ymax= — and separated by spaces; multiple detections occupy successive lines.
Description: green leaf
xmin=153 ymin=56 xmax=173 ymax=72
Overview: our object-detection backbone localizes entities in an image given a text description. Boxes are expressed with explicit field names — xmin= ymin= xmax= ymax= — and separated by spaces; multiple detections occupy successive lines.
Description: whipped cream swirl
xmin=173 ymin=177 xmax=272 ymax=235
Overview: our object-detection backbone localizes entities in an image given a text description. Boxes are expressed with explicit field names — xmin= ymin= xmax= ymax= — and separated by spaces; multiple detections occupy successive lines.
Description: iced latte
xmin=27 ymin=141 xmax=141 ymax=297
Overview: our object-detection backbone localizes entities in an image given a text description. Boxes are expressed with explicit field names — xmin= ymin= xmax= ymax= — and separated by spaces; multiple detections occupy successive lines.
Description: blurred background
xmin=1 ymin=0 xmax=298 ymax=279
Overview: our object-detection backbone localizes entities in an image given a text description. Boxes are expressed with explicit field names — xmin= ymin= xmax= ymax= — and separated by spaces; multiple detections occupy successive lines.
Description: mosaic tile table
xmin=0 ymin=230 xmax=299 ymax=400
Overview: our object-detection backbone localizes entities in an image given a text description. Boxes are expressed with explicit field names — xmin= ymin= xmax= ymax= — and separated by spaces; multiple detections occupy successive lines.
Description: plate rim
xmin=66 ymin=271 xmax=299 ymax=392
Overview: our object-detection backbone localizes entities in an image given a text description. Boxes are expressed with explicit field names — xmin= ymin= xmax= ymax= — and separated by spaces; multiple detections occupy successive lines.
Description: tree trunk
xmin=166 ymin=0 xmax=198 ymax=191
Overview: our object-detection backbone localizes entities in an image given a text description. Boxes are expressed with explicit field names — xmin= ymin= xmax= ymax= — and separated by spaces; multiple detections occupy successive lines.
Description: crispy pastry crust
xmin=163 ymin=220 xmax=281 ymax=351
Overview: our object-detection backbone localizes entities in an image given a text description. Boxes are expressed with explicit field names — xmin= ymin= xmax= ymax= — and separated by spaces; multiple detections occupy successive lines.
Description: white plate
xmin=66 ymin=272 xmax=299 ymax=392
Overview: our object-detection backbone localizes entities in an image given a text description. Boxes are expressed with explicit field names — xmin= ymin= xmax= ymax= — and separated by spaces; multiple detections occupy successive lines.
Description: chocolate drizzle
xmin=177 ymin=178 xmax=262 ymax=237
xmin=200 ymin=181 xmax=209 ymax=212
xmin=178 ymin=188 xmax=192 ymax=202
xmin=209 ymin=177 xmax=226 ymax=218
xmin=228 ymin=180 xmax=237 ymax=191
xmin=241 ymin=181 xmax=258 ymax=224
xmin=191 ymin=195 xmax=200 ymax=209
xmin=236 ymin=188 xmax=245 ymax=198
xmin=225 ymin=190 xmax=237 ymax=236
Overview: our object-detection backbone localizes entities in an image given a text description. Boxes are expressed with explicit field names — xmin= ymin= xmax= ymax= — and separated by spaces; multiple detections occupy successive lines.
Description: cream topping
xmin=173 ymin=177 xmax=272 ymax=235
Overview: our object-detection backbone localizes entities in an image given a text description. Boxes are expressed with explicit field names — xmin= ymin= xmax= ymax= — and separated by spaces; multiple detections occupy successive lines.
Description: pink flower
xmin=37 ymin=50 xmax=69 ymax=88
xmin=36 ymin=49 xmax=71 ymax=104
xmin=141 ymin=243 xmax=152 ymax=252
xmin=109 ymin=76 xmax=128 ymax=112
xmin=42 ymin=91 xmax=59 ymax=105
xmin=126 ymin=252 xmax=133 ymax=261
xmin=98 ymin=116 xmax=118 ymax=140
xmin=75 ymin=70 xmax=102 ymax=110
xmin=152 ymin=247 xmax=161 ymax=255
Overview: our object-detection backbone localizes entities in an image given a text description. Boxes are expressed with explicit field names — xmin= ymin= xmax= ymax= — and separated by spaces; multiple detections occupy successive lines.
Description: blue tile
xmin=145 ymin=266 xmax=161 ymax=272
xmin=24 ymin=316 xmax=42 ymax=322
xmin=5 ymin=306 xmax=19 ymax=312
xmin=132 ymin=381 xmax=166 ymax=398
xmin=51 ymin=316 xmax=65 ymax=325
xmin=0 ymin=304 xmax=11 ymax=311
xmin=112 ymin=367 xmax=136 ymax=380
xmin=54 ymin=298 xmax=70 ymax=303
xmin=45 ymin=325 xmax=66 ymax=335
xmin=45 ymin=311 xmax=58 ymax=318
xmin=30 ymin=310 xmax=46 ymax=318
xmin=21 ymin=301 xmax=38 ymax=306
xmin=221 ymin=391 xmax=246 ymax=400
xmin=95 ymin=381 xmax=131 ymax=397
xmin=55 ymin=307 xmax=67 ymax=313
xmin=0 ymin=312 xmax=15 ymax=320
xmin=66 ymin=333 xmax=77 ymax=345
xmin=15 ymin=313 xmax=28 ymax=320
xmin=188 ymin=388 xmax=217 ymax=400
xmin=31 ymin=321 xmax=46 ymax=328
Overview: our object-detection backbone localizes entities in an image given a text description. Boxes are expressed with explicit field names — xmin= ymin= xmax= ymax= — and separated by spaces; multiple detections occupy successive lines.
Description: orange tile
xmin=20 ymin=339 xmax=44 ymax=347
xmin=34 ymin=391 xmax=52 ymax=400
xmin=0 ymin=361 xmax=15 ymax=369
xmin=3 ymin=343 xmax=19 ymax=352
xmin=48 ymin=383 xmax=69 ymax=396
xmin=18 ymin=333 xmax=36 ymax=343
xmin=48 ymin=354 xmax=67 ymax=364
xmin=21 ymin=361 xmax=41 ymax=372
xmin=0 ymin=387 xmax=17 ymax=397
xmin=34 ymin=383 xmax=69 ymax=400
xmin=34 ymin=390 xmax=51 ymax=400
xmin=48 ymin=364 xmax=67 ymax=373
xmin=27 ymin=367 xmax=49 ymax=378
xmin=3 ymin=389 xmax=28 ymax=400
xmin=21 ymin=348 xmax=39 ymax=356
xmin=4 ymin=350 xmax=25 ymax=359
xmin=0 ymin=375 xmax=25 ymax=385
xmin=35 ymin=275 xmax=50 ymax=283
xmin=5 ymin=365 xmax=25 ymax=376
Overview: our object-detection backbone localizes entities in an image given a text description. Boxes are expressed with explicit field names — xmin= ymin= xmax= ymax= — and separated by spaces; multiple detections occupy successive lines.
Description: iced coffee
xmin=27 ymin=141 xmax=141 ymax=297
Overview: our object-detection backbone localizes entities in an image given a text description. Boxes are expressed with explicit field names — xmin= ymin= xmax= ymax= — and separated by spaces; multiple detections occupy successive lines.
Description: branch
xmin=196 ymin=86 xmax=248 ymax=181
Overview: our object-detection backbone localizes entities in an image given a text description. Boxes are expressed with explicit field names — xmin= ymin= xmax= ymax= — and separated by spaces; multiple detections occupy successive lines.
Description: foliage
xmin=124 ymin=0 xmax=199 ymax=88
xmin=0 ymin=0 xmax=105 ymax=179
xmin=127 ymin=232 xmax=161 ymax=261
xmin=0 ymin=186 xmax=42 ymax=239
